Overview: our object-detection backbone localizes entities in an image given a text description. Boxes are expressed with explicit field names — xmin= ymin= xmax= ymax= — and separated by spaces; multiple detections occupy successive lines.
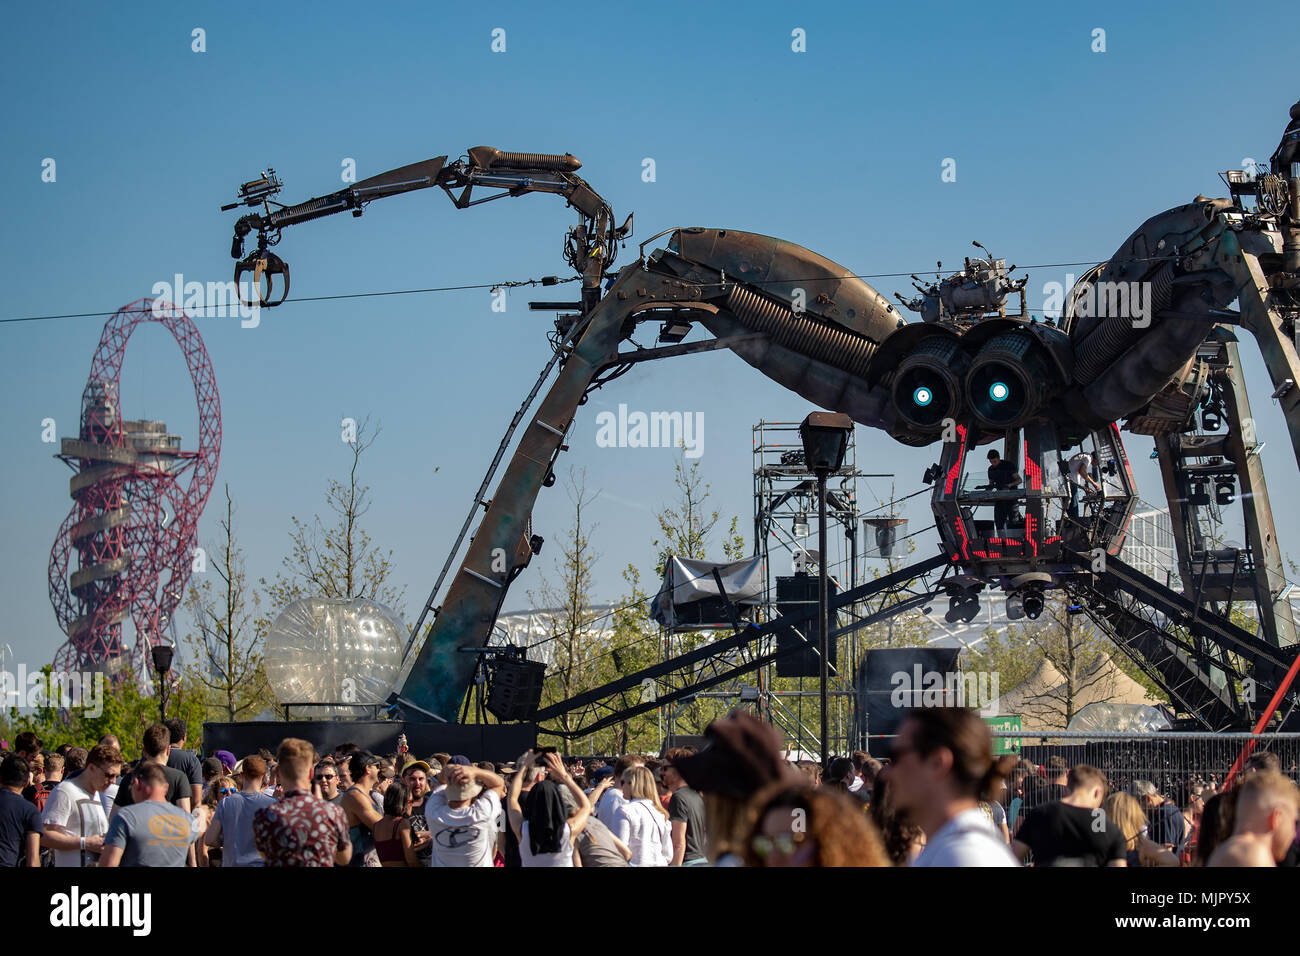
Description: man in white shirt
xmin=41 ymin=743 xmax=122 ymax=867
xmin=422 ymin=758 xmax=504 ymax=867
xmin=882 ymin=708 xmax=1018 ymax=867
xmin=94 ymin=734 xmax=122 ymax=815
xmin=1066 ymin=451 xmax=1102 ymax=519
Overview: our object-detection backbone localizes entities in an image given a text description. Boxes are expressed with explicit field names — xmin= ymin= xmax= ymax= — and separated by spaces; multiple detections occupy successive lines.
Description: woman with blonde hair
xmin=1104 ymin=791 xmax=1178 ymax=867
xmin=612 ymin=765 xmax=672 ymax=866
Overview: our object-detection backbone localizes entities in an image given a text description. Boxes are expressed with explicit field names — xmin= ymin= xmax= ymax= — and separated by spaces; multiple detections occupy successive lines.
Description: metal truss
xmin=534 ymin=553 xmax=950 ymax=739
xmin=1062 ymin=551 xmax=1299 ymax=730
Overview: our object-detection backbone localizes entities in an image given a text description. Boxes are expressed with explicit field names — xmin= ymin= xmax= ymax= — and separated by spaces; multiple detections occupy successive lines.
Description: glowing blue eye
xmin=913 ymin=387 xmax=932 ymax=407
xmin=989 ymin=381 xmax=1009 ymax=402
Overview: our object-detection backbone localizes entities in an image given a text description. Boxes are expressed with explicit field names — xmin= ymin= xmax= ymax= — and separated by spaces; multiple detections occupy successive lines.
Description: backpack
xmin=33 ymin=783 xmax=53 ymax=813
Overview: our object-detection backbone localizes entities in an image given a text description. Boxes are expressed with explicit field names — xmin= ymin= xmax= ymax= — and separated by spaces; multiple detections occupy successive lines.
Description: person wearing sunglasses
xmin=194 ymin=775 xmax=238 ymax=867
xmin=612 ymin=766 xmax=672 ymax=866
xmin=880 ymin=707 xmax=1019 ymax=867
xmin=340 ymin=752 xmax=384 ymax=867
xmin=312 ymin=758 xmax=341 ymax=803
xmin=741 ymin=783 xmax=889 ymax=867
xmin=40 ymin=743 xmax=121 ymax=867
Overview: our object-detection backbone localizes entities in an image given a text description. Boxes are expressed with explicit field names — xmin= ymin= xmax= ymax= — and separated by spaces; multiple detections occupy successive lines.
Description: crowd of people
xmin=1 ymin=708 xmax=1297 ymax=867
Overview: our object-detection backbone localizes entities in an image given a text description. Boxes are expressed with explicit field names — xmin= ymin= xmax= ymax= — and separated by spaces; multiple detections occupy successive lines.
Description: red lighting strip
xmin=943 ymin=423 xmax=968 ymax=495
xmin=1023 ymin=439 xmax=1042 ymax=557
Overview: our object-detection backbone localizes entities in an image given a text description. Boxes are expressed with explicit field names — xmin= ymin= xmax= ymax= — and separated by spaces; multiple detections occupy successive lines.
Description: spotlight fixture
xmin=1005 ymin=590 xmax=1025 ymax=621
xmin=1215 ymin=480 xmax=1236 ymax=506
xmin=1022 ymin=587 xmax=1045 ymax=621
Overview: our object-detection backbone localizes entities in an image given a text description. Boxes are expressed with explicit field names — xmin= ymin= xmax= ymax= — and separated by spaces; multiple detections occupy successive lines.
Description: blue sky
xmin=3 ymin=1 xmax=1299 ymax=673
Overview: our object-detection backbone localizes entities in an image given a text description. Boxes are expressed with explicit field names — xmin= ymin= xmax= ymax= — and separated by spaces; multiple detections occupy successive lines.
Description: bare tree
xmin=969 ymin=596 xmax=1131 ymax=727
xmin=265 ymin=417 xmax=405 ymax=616
xmin=652 ymin=458 xmax=748 ymax=570
xmin=532 ymin=470 xmax=606 ymax=752
xmin=182 ymin=485 xmax=273 ymax=721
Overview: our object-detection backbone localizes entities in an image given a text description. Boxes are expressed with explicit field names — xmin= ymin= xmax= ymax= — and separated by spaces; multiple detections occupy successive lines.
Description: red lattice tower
xmin=48 ymin=298 xmax=221 ymax=675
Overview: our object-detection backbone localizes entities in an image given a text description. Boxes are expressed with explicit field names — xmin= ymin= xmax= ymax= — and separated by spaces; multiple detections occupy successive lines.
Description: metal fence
xmin=992 ymin=731 xmax=1300 ymax=799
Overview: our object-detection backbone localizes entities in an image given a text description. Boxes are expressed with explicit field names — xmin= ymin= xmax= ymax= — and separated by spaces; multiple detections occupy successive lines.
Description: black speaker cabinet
xmin=774 ymin=574 xmax=838 ymax=678
xmin=486 ymin=658 xmax=547 ymax=722
xmin=857 ymin=647 xmax=961 ymax=755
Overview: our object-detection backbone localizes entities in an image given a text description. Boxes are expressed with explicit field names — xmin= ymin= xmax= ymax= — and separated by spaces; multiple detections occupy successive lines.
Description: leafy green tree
xmin=4 ymin=666 xmax=211 ymax=758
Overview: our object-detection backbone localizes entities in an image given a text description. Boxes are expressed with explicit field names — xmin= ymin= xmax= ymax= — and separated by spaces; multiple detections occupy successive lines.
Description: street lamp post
xmin=799 ymin=411 xmax=854 ymax=773
xmin=151 ymin=643 xmax=174 ymax=725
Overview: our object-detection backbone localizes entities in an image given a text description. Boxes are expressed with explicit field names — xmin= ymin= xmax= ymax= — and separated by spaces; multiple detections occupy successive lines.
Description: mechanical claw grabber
xmin=234 ymin=248 xmax=290 ymax=308
xmin=220 ymin=148 xmax=631 ymax=310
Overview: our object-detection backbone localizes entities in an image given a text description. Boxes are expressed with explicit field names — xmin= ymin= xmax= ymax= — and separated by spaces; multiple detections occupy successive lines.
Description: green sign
xmin=984 ymin=714 xmax=1022 ymax=754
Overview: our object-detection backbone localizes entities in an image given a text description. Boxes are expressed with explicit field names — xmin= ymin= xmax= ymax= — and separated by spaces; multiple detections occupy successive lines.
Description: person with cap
xmin=1066 ymin=449 xmax=1102 ymax=520
xmin=422 ymin=756 xmax=504 ymax=867
xmin=202 ymin=755 xmax=224 ymax=794
xmin=506 ymin=750 xmax=592 ymax=867
xmin=674 ymin=711 xmax=802 ymax=865
xmin=372 ymin=758 xmax=395 ymax=806
xmin=340 ymin=751 xmax=384 ymax=866
xmin=400 ymin=759 xmax=434 ymax=865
